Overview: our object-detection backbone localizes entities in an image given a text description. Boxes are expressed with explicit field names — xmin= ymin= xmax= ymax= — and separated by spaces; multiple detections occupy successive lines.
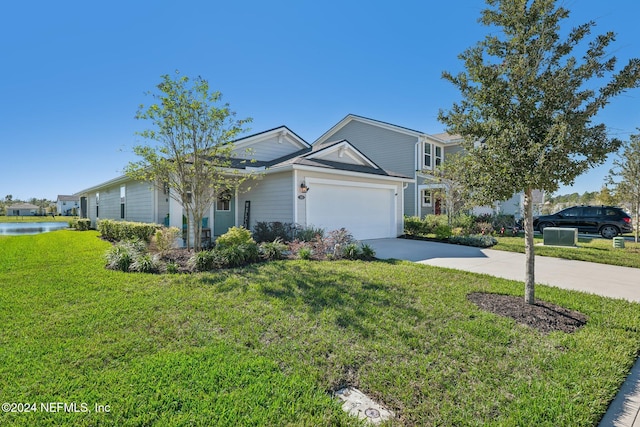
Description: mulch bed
xmin=468 ymin=292 xmax=587 ymax=334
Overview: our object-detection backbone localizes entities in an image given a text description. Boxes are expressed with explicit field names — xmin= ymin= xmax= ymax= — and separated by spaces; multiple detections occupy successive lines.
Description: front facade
xmin=56 ymin=195 xmax=80 ymax=216
xmin=74 ymin=127 xmax=412 ymax=241
xmin=315 ymin=114 xmax=529 ymax=219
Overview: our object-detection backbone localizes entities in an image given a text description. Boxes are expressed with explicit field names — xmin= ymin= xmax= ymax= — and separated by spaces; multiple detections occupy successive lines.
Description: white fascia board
xmin=234 ymin=127 xmax=310 ymax=151
xmin=74 ymin=174 xmax=131 ymax=196
xmin=306 ymin=140 xmax=378 ymax=168
xmin=290 ymin=164 xmax=415 ymax=184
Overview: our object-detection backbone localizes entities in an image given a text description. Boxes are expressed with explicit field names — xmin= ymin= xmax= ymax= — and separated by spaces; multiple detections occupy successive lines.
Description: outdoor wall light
xmin=300 ymin=182 xmax=309 ymax=193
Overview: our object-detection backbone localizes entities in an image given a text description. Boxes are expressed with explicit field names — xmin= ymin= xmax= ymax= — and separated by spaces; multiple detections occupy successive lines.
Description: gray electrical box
xmin=543 ymin=227 xmax=578 ymax=246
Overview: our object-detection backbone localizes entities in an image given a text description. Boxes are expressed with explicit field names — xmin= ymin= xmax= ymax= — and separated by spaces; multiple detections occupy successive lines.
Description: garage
xmin=305 ymin=178 xmax=397 ymax=240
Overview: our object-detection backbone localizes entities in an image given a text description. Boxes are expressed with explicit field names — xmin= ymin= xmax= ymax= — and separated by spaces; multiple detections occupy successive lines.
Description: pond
xmin=0 ymin=222 xmax=69 ymax=235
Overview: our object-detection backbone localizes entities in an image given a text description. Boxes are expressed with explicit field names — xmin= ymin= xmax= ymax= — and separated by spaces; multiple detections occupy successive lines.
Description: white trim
xmin=289 ymin=165 xmax=414 ymax=184
xmin=306 ymin=140 xmax=378 ymax=169
xmin=293 ymin=169 xmax=299 ymax=223
xmin=234 ymin=126 xmax=310 ymax=151
xmin=306 ymin=177 xmax=398 ymax=191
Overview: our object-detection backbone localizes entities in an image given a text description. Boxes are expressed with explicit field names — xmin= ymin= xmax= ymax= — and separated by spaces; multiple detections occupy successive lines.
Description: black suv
xmin=533 ymin=205 xmax=632 ymax=239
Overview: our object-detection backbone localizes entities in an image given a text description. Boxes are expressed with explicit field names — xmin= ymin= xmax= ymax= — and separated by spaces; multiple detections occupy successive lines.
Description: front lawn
xmin=1 ymin=231 xmax=640 ymax=426
xmin=494 ymin=235 xmax=640 ymax=268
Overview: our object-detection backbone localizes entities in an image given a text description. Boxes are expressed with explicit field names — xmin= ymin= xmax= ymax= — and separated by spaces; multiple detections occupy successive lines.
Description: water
xmin=0 ymin=222 xmax=69 ymax=235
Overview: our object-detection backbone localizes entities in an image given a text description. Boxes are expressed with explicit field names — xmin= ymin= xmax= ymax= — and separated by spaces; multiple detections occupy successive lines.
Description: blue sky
xmin=1 ymin=0 xmax=638 ymax=201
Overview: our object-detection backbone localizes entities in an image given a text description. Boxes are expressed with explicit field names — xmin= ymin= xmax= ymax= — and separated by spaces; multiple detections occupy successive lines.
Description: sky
xmin=1 ymin=0 xmax=639 ymax=201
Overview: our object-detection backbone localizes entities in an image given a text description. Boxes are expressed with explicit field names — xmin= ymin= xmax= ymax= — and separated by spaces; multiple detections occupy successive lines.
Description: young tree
xmin=426 ymin=152 xmax=471 ymax=225
xmin=126 ymin=72 xmax=254 ymax=250
xmin=596 ymin=185 xmax=616 ymax=206
xmin=439 ymin=0 xmax=640 ymax=304
xmin=607 ymin=130 xmax=640 ymax=242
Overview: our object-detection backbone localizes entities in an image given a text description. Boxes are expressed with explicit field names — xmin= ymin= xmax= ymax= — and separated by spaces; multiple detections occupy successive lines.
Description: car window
xmin=562 ymin=207 xmax=582 ymax=217
xmin=583 ymin=207 xmax=599 ymax=216
xmin=604 ymin=208 xmax=619 ymax=216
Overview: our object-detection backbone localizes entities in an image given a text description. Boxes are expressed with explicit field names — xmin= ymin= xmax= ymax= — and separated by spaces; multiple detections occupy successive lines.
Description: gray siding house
xmin=315 ymin=114 xmax=531 ymax=219
xmin=75 ymin=126 xmax=413 ymax=241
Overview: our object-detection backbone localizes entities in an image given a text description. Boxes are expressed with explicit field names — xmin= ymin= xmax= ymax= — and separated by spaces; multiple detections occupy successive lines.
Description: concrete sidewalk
xmin=364 ymin=238 xmax=640 ymax=427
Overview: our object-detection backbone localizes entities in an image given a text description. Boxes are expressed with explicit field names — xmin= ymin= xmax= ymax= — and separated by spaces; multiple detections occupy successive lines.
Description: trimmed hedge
xmin=98 ymin=219 xmax=161 ymax=242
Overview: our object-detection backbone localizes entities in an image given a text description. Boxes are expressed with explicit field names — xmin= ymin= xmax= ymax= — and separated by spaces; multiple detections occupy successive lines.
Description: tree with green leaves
xmin=126 ymin=72 xmax=254 ymax=250
xmin=426 ymin=153 xmax=471 ymax=225
xmin=607 ymin=130 xmax=640 ymax=242
xmin=439 ymin=0 xmax=640 ymax=304
xmin=596 ymin=185 xmax=616 ymax=206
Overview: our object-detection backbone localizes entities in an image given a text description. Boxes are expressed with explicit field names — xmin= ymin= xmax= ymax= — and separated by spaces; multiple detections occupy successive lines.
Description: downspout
xmin=415 ymin=137 xmax=424 ymax=217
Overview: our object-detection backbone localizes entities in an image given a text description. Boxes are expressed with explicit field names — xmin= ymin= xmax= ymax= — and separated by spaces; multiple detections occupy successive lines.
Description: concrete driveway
xmin=364 ymin=238 xmax=640 ymax=303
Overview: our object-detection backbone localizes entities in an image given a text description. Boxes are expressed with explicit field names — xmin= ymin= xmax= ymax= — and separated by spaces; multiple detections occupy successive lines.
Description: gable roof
xmin=7 ymin=203 xmax=40 ymax=210
xmin=314 ymin=113 xmax=463 ymax=147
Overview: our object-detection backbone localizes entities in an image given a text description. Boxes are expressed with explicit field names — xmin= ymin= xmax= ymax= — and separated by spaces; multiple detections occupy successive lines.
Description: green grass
xmin=1 ymin=231 xmax=640 ymax=426
xmin=0 ymin=215 xmax=74 ymax=223
xmin=494 ymin=235 xmax=640 ymax=268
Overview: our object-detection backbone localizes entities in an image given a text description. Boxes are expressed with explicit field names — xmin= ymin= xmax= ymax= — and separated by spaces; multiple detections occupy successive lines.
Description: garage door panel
xmin=306 ymin=181 xmax=395 ymax=240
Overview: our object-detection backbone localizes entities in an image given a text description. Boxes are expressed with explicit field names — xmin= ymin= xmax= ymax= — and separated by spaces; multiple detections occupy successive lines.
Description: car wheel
xmin=600 ymin=225 xmax=619 ymax=239
xmin=538 ymin=222 xmax=552 ymax=233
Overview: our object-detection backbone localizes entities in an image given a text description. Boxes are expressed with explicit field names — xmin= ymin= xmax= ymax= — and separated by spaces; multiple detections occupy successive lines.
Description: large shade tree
xmin=126 ymin=72 xmax=254 ymax=250
xmin=607 ymin=130 xmax=640 ymax=243
xmin=439 ymin=0 xmax=640 ymax=304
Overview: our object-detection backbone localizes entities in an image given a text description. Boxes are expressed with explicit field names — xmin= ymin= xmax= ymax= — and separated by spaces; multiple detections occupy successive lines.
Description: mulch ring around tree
xmin=468 ymin=292 xmax=588 ymax=334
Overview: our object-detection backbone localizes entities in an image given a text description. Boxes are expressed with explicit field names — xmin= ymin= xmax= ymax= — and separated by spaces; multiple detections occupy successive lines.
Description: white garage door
xmin=306 ymin=179 xmax=396 ymax=240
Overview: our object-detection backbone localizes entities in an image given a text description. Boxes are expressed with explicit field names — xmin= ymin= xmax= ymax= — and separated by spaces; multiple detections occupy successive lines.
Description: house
xmin=56 ymin=195 xmax=79 ymax=216
xmin=74 ymin=126 xmax=413 ymax=241
xmin=314 ymin=114 xmax=533 ymax=219
xmin=6 ymin=203 xmax=40 ymax=216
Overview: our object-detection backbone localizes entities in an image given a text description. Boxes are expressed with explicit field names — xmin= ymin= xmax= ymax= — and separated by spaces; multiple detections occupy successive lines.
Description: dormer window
xmin=435 ymin=146 xmax=442 ymax=166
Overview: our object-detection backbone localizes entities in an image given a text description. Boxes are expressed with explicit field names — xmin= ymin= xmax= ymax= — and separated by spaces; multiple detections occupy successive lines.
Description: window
xmin=216 ymin=191 xmax=231 ymax=211
xmin=435 ymin=146 xmax=442 ymax=166
xmin=422 ymin=190 xmax=432 ymax=207
xmin=423 ymin=142 xmax=432 ymax=168
xmin=120 ymin=185 xmax=126 ymax=219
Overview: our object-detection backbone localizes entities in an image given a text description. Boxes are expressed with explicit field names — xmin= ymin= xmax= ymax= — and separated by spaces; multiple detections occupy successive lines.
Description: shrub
xmin=153 ymin=227 xmax=181 ymax=254
xmin=98 ymin=219 xmax=160 ymax=242
xmin=259 ymin=239 xmax=288 ymax=261
xmin=424 ymin=215 xmax=449 ymax=234
xmin=105 ymin=241 xmax=145 ymax=272
xmin=449 ymin=234 xmax=498 ymax=248
xmin=342 ymin=243 xmax=362 ymax=260
xmin=253 ymin=222 xmax=297 ymax=243
xmin=188 ymin=250 xmax=216 ymax=272
xmin=404 ymin=216 xmax=426 ymax=236
xmin=434 ymin=224 xmax=453 ymax=239
xmin=297 ymin=246 xmax=312 ymax=260
xmin=295 ymin=226 xmax=325 ymax=242
xmin=71 ymin=218 xmax=91 ymax=231
xmin=473 ymin=222 xmax=494 ymax=235
xmin=165 ymin=262 xmax=179 ymax=274
xmin=360 ymin=243 xmax=376 ymax=260
xmin=130 ymin=253 xmax=161 ymax=273
xmin=451 ymin=213 xmax=475 ymax=234
xmin=215 ymin=226 xmax=255 ymax=248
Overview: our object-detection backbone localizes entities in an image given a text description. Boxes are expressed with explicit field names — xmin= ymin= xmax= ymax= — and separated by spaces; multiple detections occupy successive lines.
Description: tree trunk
xmin=523 ymin=188 xmax=536 ymax=304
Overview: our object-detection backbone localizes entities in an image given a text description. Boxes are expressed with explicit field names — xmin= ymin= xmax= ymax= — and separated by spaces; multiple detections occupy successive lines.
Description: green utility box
xmin=613 ymin=237 xmax=625 ymax=248
xmin=543 ymin=227 xmax=578 ymax=246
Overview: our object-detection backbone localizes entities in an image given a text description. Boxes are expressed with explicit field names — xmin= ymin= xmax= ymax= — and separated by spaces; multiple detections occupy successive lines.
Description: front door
xmin=213 ymin=191 xmax=235 ymax=236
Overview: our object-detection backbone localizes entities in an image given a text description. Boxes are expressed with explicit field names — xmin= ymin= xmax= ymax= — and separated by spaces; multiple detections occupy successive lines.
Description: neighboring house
xmin=74 ymin=126 xmax=413 ymax=241
xmin=314 ymin=114 xmax=537 ymax=220
xmin=6 ymin=203 xmax=40 ymax=216
xmin=56 ymin=195 xmax=79 ymax=216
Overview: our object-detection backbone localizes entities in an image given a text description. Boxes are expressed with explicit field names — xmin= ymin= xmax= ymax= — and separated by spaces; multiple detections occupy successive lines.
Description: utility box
xmin=543 ymin=227 xmax=578 ymax=246
xmin=613 ymin=237 xmax=625 ymax=248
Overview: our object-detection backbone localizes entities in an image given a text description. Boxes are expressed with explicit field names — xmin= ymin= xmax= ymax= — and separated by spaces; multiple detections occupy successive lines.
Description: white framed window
xmin=435 ymin=146 xmax=442 ymax=166
xmin=422 ymin=190 xmax=432 ymax=207
xmin=216 ymin=190 xmax=231 ymax=211
xmin=423 ymin=142 xmax=432 ymax=168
